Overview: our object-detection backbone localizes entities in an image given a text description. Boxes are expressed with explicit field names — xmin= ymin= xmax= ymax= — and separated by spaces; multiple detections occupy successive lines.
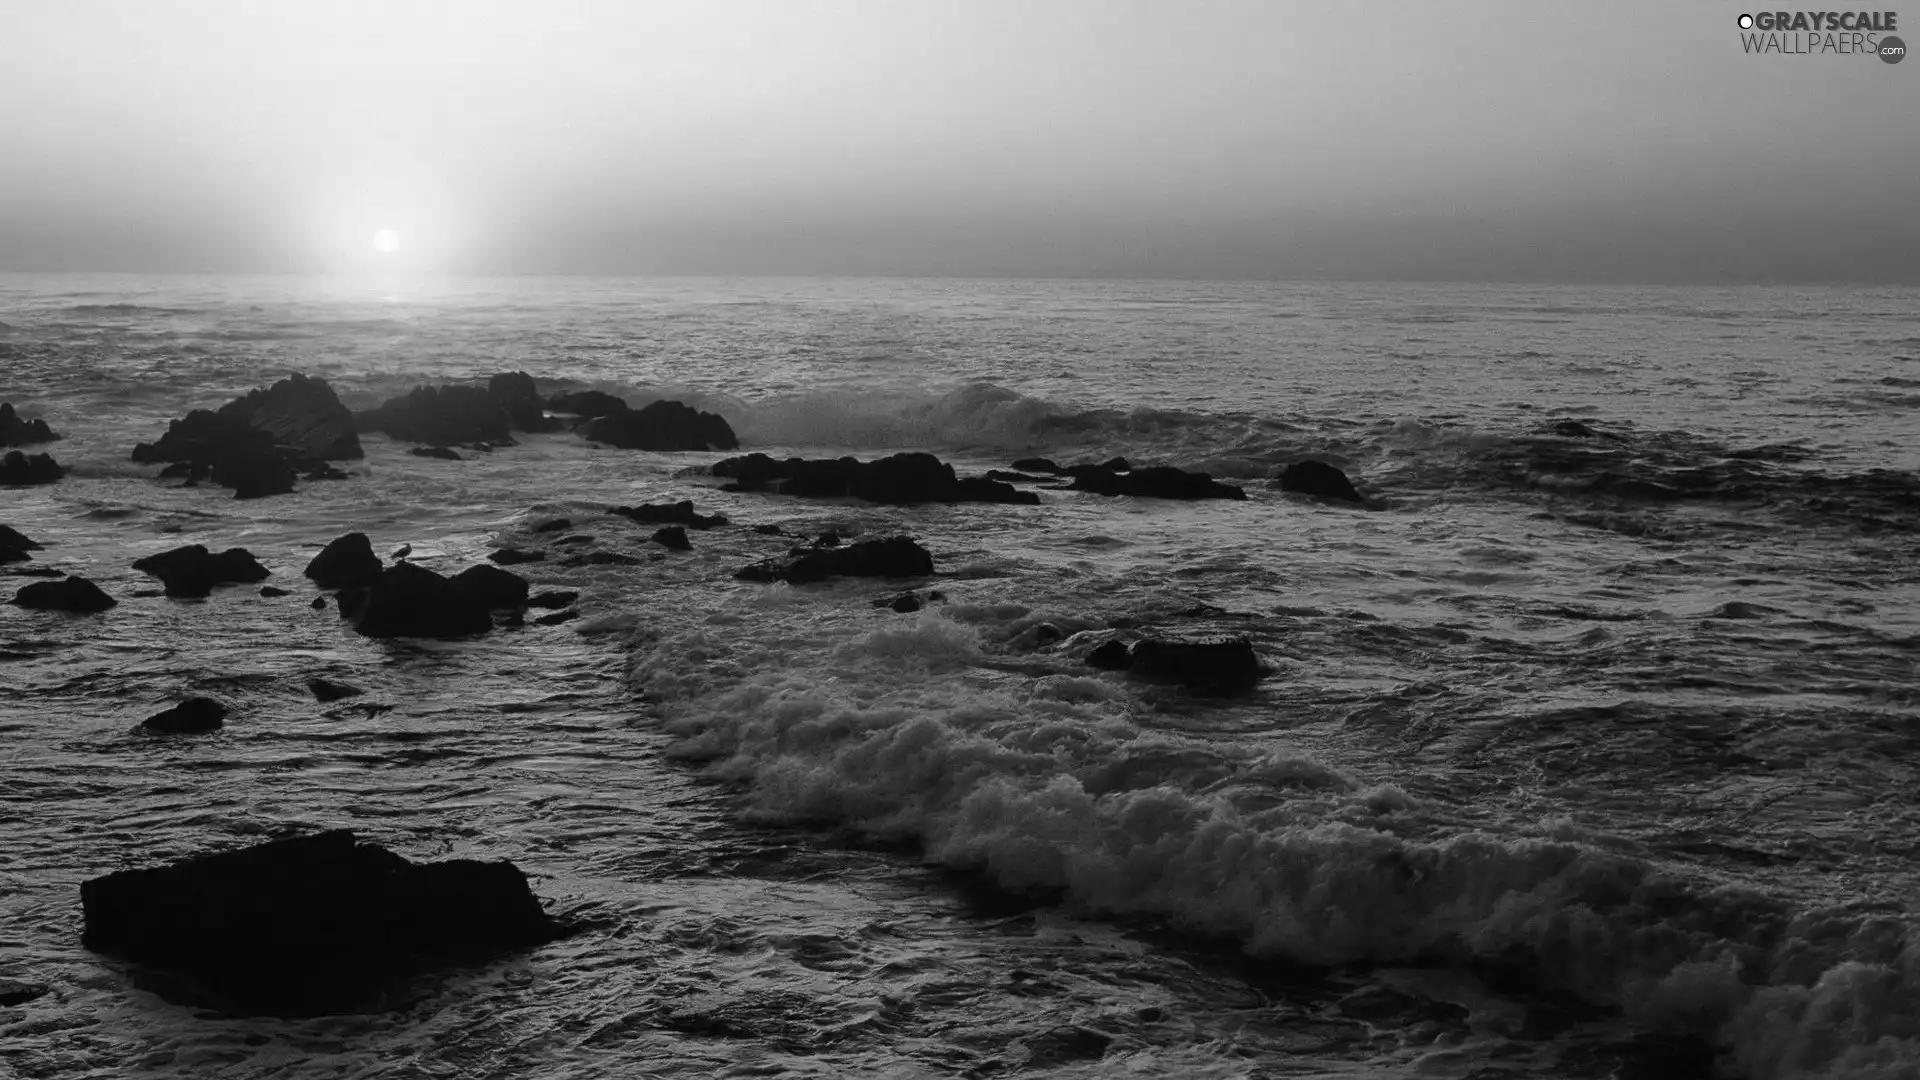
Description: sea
xmin=1 ymin=273 xmax=1917 ymax=1080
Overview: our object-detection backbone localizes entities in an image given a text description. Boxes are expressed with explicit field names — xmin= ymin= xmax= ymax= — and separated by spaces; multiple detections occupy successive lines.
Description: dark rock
xmin=356 ymin=385 xmax=511 ymax=446
xmin=11 ymin=575 xmax=115 ymax=613
xmin=530 ymin=518 xmax=573 ymax=533
xmin=874 ymin=592 xmax=922 ymax=613
xmin=533 ymin=609 xmax=578 ymax=626
xmin=1011 ymin=457 xmax=1060 ymax=473
xmin=487 ymin=371 xmax=559 ymax=433
xmin=1086 ymin=640 xmax=1132 ymax=670
xmin=311 ymin=596 xmax=326 ymax=610
xmin=305 ymin=463 xmax=351 ymax=480
xmin=132 ymin=545 xmax=271 ymax=598
xmin=0 ymin=402 xmax=59 ymax=446
xmin=735 ymin=536 xmax=934 ymax=585
xmin=1096 ymin=457 xmax=1131 ymax=472
xmin=306 ymin=678 xmax=364 ymax=702
xmin=564 ymin=550 xmax=643 ymax=567
xmin=608 ymin=501 xmax=729 ymax=529
xmin=79 ymin=830 xmax=566 ymax=1016
xmin=526 ymin=590 xmax=577 ymax=610
xmin=451 ymin=564 xmax=529 ymax=609
xmin=344 ymin=563 xmax=493 ymax=638
xmin=1537 ymin=418 xmax=1625 ymax=441
xmin=0 ymin=524 xmax=45 ymax=552
xmin=0 ymin=450 xmax=65 ymax=486
xmin=544 ymin=389 xmax=629 ymax=418
xmin=813 ymin=531 xmax=842 ymax=548
xmin=650 ymin=526 xmax=691 ymax=551
xmin=260 ymin=586 xmax=290 ymax=597
xmin=409 ymin=446 xmax=463 ymax=461
xmin=713 ymin=452 xmax=1038 ymax=505
xmin=130 ymin=375 xmax=360 ymax=498
xmin=1277 ymin=460 xmax=1364 ymax=503
xmin=577 ymin=399 xmax=738 ymax=451
xmin=1127 ymin=636 xmax=1262 ymax=695
xmin=983 ymin=470 xmax=1051 ymax=483
xmin=142 ymin=697 xmax=226 ymax=734
xmin=487 ymin=547 xmax=546 ymax=565
xmin=751 ymin=524 xmax=784 ymax=535
xmin=304 ymin=533 xmax=384 ymax=589
xmin=0 ymin=977 xmax=51 ymax=1006
xmin=4 ymin=566 xmax=64 ymax=578
xmin=1070 ymin=465 xmax=1244 ymax=501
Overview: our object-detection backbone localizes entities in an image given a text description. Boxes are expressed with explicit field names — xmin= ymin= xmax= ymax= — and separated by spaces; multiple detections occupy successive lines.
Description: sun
xmin=372 ymin=229 xmax=401 ymax=253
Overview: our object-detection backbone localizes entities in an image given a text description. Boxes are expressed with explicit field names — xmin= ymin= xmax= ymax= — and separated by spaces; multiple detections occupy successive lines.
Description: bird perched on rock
xmin=390 ymin=544 xmax=412 ymax=561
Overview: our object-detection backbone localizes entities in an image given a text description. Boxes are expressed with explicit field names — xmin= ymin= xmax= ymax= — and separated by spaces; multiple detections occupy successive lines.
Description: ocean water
xmin=1 ymin=273 xmax=1917 ymax=1079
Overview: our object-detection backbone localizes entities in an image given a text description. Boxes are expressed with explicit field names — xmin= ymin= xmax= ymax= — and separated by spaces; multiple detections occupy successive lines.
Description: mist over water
xmin=2 ymin=274 xmax=1919 ymax=1078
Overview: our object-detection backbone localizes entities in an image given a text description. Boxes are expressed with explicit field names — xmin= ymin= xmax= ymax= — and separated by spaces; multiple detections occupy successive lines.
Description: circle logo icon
xmin=1881 ymin=35 xmax=1907 ymax=63
xmin=1738 ymin=13 xmax=1754 ymax=28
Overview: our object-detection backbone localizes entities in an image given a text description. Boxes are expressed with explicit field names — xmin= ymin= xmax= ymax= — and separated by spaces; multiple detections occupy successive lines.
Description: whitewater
xmin=2 ymin=273 xmax=1917 ymax=1079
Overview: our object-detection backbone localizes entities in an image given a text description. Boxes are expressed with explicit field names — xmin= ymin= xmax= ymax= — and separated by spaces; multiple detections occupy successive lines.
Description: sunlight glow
xmin=372 ymin=228 xmax=401 ymax=253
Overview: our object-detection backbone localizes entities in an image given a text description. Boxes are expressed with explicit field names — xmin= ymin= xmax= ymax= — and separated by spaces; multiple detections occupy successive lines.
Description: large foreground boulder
xmin=132 ymin=375 xmax=358 ymax=498
xmin=304 ymin=532 xmax=384 ymax=589
xmin=132 ymin=545 xmax=271 ymax=598
xmin=735 ymin=536 xmax=934 ymax=584
xmin=80 ymin=830 xmax=566 ymax=1015
xmin=337 ymin=563 xmax=495 ymax=638
xmin=0 ymin=402 xmax=59 ymax=446
xmin=356 ymin=385 xmax=511 ymax=446
xmin=578 ymin=400 xmax=738 ymax=451
xmin=0 ymin=450 xmax=65 ymax=486
xmin=713 ymin=452 xmax=1038 ymax=505
xmin=1276 ymin=460 xmax=1364 ymax=503
xmin=11 ymin=575 xmax=115 ymax=613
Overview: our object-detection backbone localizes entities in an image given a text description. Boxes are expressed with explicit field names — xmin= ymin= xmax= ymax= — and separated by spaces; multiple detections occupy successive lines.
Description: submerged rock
xmin=735 ymin=536 xmax=934 ymax=584
xmin=142 ymin=697 xmax=226 ymax=734
xmin=10 ymin=575 xmax=115 ymax=613
xmin=1126 ymin=636 xmax=1262 ymax=695
xmin=608 ymin=500 xmax=729 ymax=529
xmin=533 ymin=609 xmax=578 ymax=626
xmin=530 ymin=517 xmax=573 ymax=533
xmin=0 ymin=402 xmax=59 ymax=446
xmin=874 ymin=592 xmax=922 ymax=613
xmin=1275 ymin=460 xmax=1364 ymax=503
xmin=650 ymin=526 xmax=692 ymax=551
xmin=527 ymin=590 xmax=577 ymax=610
xmin=338 ymin=563 xmax=495 ymax=638
xmin=578 ymin=400 xmax=738 ymax=451
xmin=79 ymin=829 xmax=566 ymax=1016
xmin=0 ymin=450 xmax=65 ymax=486
xmin=132 ymin=545 xmax=271 ymax=599
xmin=713 ymin=452 xmax=1038 ymax=505
xmin=1068 ymin=464 xmax=1244 ymax=501
xmin=304 ymin=533 xmax=384 ymax=589
xmin=0 ymin=977 xmax=51 ymax=1006
xmin=259 ymin=586 xmax=291 ymax=597
xmin=408 ymin=446 xmax=463 ymax=461
xmin=306 ymin=678 xmax=364 ymax=703
xmin=487 ymin=547 xmax=546 ymax=565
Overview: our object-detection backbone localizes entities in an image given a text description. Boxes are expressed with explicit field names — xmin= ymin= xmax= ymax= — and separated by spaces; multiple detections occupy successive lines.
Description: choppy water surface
xmin=2 ymin=274 xmax=1917 ymax=1079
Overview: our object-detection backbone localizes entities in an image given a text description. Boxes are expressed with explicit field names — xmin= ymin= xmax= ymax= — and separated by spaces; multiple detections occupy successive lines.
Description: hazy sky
xmin=2 ymin=0 xmax=1914 ymax=282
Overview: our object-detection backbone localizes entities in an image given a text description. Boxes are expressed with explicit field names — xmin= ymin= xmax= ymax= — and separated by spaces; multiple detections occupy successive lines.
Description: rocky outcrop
xmin=132 ymin=545 xmax=271 ymax=598
xmin=545 ymin=390 xmax=629 ymax=419
xmin=1 ymin=524 xmax=42 ymax=564
xmin=608 ymin=501 xmax=729 ymax=529
xmin=307 ymin=678 xmax=364 ymax=702
xmin=735 ymin=536 xmax=934 ymax=584
xmin=142 ymin=697 xmax=226 ymax=734
xmin=578 ymin=400 xmax=738 ymax=452
xmin=336 ymin=563 xmax=494 ymax=638
xmin=0 ymin=451 xmax=65 ymax=486
xmin=713 ymin=452 xmax=1039 ymax=505
xmin=304 ymin=533 xmax=384 ymax=589
xmin=356 ymin=385 xmax=511 ymax=446
xmin=79 ymin=830 xmax=566 ymax=1015
xmin=131 ymin=375 xmax=360 ymax=499
xmin=488 ymin=371 xmax=559 ymax=433
xmin=0 ymin=402 xmax=59 ymax=446
xmin=487 ymin=547 xmax=546 ymax=565
xmin=11 ymin=575 xmax=115 ymax=613
xmin=1275 ymin=460 xmax=1364 ymax=503
xmin=650 ymin=526 xmax=691 ymax=551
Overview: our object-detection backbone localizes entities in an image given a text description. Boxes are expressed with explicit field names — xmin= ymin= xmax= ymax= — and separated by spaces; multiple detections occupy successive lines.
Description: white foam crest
xmin=626 ymin=601 xmax=1920 ymax=1077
